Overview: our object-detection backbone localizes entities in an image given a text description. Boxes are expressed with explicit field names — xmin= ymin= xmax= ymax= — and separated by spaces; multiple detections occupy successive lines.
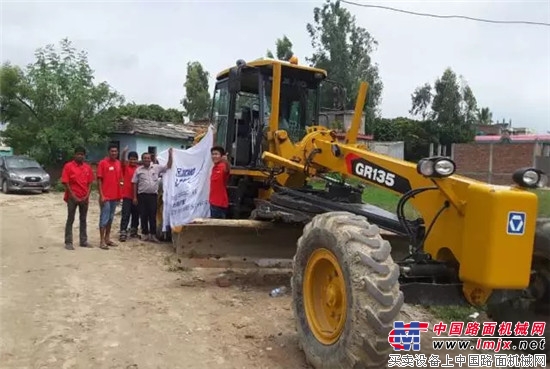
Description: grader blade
xmin=171 ymin=219 xmax=305 ymax=269
xmin=169 ymin=217 xmax=410 ymax=269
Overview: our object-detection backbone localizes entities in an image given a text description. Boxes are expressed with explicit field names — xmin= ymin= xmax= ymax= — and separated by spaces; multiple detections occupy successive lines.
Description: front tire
xmin=487 ymin=218 xmax=550 ymax=356
xmin=1 ymin=180 xmax=9 ymax=194
xmin=292 ymin=211 xmax=404 ymax=369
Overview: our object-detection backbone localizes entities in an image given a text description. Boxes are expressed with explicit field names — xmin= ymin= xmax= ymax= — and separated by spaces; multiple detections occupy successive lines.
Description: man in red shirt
xmin=96 ymin=143 xmax=123 ymax=250
xmin=61 ymin=147 xmax=94 ymax=250
xmin=119 ymin=147 xmax=140 ymax=242
xmin=209 ymin=146 xmax=230 ymax=219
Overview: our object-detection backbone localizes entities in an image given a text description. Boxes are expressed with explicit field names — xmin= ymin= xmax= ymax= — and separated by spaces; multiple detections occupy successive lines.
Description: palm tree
xmin=477 ymin=107 xmax=493 ymax=125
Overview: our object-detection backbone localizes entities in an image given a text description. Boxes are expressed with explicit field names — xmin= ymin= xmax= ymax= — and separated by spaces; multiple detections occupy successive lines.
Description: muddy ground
xmin=1 ymin=192 xmax=502 ymax=369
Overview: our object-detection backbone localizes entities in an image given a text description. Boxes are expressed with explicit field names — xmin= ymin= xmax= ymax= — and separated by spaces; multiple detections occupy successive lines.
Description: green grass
xmin=361 ymin=186 xmax=419 ymax=218
xmin=362 ymin=187 xmax=550 ymax=218
xmin=309 ymin=179 xmax=418 ymax=218
xmin=536 ymin=189 xmax=550 ymax=217
xmin=427 ymin=305 xmax=483 ymax=323
xmin=310 ymin=179 xmax=550 ymax=218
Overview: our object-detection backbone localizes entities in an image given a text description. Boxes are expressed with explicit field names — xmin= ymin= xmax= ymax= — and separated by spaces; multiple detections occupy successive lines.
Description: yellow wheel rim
xmin=303 ymin=248 xmax=347 ymax=345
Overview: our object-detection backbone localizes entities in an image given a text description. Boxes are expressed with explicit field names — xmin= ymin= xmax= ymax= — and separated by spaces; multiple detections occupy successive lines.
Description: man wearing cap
xmin=61 ymin=147 xmax=95 ymax=250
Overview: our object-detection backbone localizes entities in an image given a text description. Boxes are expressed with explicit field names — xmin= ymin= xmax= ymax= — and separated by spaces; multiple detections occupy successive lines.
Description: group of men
xmin=61 ymin=143 xmax=230 ymax=251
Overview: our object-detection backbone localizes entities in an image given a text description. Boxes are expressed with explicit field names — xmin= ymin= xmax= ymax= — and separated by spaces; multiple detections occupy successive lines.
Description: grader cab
xmin=164 ymin=56 xmax=549 ymax=367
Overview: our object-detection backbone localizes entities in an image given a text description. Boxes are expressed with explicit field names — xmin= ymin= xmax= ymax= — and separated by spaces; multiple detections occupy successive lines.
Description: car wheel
xmin=1 ymin=180 xmax=9 ymax=194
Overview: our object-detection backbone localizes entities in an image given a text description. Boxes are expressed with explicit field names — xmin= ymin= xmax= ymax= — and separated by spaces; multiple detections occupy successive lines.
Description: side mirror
xmin=228 ymin=66 xmax=241 ymax=94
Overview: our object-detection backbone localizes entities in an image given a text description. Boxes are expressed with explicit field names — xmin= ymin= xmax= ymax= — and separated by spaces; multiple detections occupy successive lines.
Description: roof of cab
xmin=216 ymin=58 xmax=328 ymax=80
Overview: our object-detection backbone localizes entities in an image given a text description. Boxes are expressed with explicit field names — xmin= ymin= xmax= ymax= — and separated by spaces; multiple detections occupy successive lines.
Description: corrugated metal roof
xmin=113 ymin=117 xmax=196 ymax=140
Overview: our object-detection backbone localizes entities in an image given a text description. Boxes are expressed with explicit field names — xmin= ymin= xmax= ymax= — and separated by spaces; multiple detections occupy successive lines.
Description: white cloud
xmin=1 ymin=0 xmax=549 ymax=132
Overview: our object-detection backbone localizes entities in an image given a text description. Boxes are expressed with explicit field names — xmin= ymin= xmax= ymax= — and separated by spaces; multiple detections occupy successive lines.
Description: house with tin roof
xmin=87 ymin=117 xmax=198 ymax=163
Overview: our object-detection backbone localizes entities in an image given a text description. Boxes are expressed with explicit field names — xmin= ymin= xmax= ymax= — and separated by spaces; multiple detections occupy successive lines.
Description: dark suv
xmin=0 ymin=155 xmax=51 ymax=193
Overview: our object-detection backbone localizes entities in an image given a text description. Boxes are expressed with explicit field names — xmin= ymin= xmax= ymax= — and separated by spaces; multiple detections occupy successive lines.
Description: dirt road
xmin=0 ymin=192 xmax=501 ymax=369
xmin=0 ymin=192 xmax=309 ymax=369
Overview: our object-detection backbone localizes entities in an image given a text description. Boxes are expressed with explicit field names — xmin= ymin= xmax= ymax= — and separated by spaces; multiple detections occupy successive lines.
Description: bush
xmin=53 ymin=180 xmax=98 ymax=193
xmin=53 ymin=180 xmax=65 ymax=192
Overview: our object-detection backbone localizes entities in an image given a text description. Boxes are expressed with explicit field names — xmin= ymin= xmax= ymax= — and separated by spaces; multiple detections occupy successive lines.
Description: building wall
xmin=86 ymin=134 xmax=193 ymax=163
xmin=367 ymin=141 xmax=405 ymax=160
xmin=452 ymin=142 xmax=539 ymax=185
xmin=475 ymin=123 xmax=508 ymax=136
xmin=134 ymin=135 xmax=192 ymax=158
xmin=322 ymin=111 xmax=366 ymax=133
xmin=86 ymin=134 xmax=137 ymax=163
xmin=334 ymin=135 xmax=404 ymax=160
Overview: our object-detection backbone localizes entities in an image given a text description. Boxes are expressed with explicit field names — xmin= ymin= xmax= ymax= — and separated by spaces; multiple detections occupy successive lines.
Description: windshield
xmin=6 ymin=157 xmax=41 ymax=169
xmin=264 ymin=78 xmax=319 ymax=143
xmin=211 ymin=80 xmax=230 ymax=147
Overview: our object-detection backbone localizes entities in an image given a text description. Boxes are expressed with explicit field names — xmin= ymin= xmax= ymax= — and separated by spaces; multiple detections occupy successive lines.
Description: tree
xmin=111 ymin=103 xmax=184 ymax=123
xmin=460 ymin=80 xmax=478 ymax=126
xmin=409 ymin=68 xmax=481 ymax=146
xmin=306 ymin=0 xmax=383 ymax=128
xmin=477 ymin=107 xmax=493 ymax=125
xmin=266 ymin=35 xmax=294 ymax=60
xmin=372 ymin=117 xmax=439 ymax=162
xmin=0 ymin=39 xmax=124 ymax=164
xmin=431 ymin=68 xmax=463 ymax=126
xmin=409 ymin=83 xmax=432 ymax=120
xmin=181 ymin=61 xmax=211 ymax=121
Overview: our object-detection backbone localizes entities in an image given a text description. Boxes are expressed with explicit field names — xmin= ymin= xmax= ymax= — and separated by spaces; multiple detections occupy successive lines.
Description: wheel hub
xmin=303 ymin=248 xmax=348 ymax=345
xmin=326 ymin=284 xmax=338 ymax=307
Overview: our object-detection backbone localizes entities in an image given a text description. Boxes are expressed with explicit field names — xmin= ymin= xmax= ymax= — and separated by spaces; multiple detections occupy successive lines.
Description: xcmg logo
xmin=175 ymin=167 xmax=197 ymax=187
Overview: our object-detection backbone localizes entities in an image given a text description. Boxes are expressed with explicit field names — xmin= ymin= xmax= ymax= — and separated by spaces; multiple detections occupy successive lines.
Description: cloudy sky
xmin=1 ymin=0 xmax=549 ymax=133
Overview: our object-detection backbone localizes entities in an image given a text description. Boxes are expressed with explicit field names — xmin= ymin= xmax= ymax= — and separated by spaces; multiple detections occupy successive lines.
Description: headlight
xmin=9 ymin=173 xmax=20 ymax=179
xmin=43 ymin=174 xmax=50 ymax=180
xmin=434 ymin=159 xmax=456 ymax=176
xmin=416 ymin=157 xmax=456 ymax=178
xmin=512 ymin=168 xmax=548 ymax=189
xmin=417 ymin=159 xmax=434 ymax=176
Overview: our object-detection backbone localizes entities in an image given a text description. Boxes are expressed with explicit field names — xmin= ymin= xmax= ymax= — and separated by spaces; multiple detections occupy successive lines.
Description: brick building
xmin=451 ymin=134 xmax=550 ymax=185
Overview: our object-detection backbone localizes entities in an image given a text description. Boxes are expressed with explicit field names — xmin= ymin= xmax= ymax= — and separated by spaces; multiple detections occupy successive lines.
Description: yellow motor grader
xmin=163 ymin=57 xmax=549 ymax=367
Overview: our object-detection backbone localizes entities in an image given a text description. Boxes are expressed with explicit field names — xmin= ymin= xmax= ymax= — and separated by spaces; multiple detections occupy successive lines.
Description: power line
xmin=340 ymin=0 xmax=550 ymax=27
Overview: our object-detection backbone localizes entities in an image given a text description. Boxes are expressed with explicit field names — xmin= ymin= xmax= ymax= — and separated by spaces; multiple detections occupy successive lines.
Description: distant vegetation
xmin=1 ymin=0 xmax=496 ymax=165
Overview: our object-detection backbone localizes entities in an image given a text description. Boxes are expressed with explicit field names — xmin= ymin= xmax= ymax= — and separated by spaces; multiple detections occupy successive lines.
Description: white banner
xmin=157 ymin=126 xmax=214 ymax=230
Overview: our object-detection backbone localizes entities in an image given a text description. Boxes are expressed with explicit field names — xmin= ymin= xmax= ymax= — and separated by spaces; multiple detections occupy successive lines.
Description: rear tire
xmin=292 ymin=211 xmax=403 ymax=369
xmin=487 ymin=218 xmax=550 ymax=356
